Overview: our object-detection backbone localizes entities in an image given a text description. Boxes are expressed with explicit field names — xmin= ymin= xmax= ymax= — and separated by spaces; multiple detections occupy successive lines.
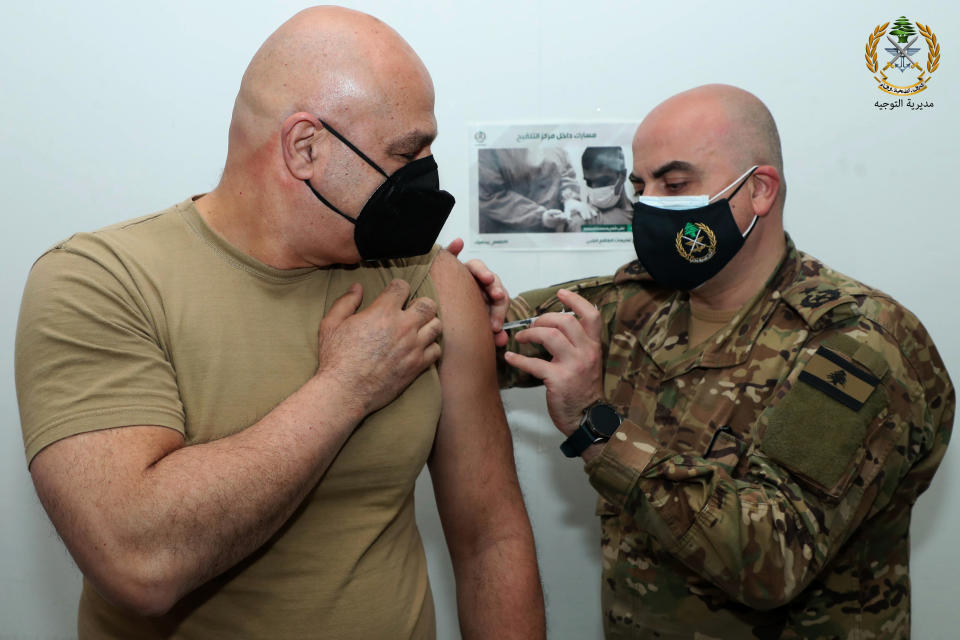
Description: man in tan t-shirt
xmin=14 ymin=7 xmax=544 ymax=639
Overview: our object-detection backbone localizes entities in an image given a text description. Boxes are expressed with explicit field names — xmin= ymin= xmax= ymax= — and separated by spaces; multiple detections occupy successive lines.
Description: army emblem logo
xmin=675 ymin=222 xmax=716 ymax=263
xmin=865 ymin=16 xmax=941 ymax=95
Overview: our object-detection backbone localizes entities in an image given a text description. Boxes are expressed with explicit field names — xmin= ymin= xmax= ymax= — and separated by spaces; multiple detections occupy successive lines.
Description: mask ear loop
xmin=318 ymin=119 xmax=389 ymax=179
xmin=739 ymin=210 xmax=760 ymax=238
xmin=305 ymin=119 xmax=392 ymax=224
xmin=708 ymin=165 xmax=761 ymax=238
xmin=707 ymin=165 xmax=759 ymax=204
xmin=305 ymin=180 xmax=357 ymax=224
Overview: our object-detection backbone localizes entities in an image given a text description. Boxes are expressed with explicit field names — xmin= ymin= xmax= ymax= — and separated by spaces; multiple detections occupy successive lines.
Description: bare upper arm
xmin=429 ymin=249 xmax=507 ymax=452
xmin=428 ymin=250 xmax=524 ymax=544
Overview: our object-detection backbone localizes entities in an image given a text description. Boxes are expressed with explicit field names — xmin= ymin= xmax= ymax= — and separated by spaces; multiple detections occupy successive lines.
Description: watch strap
xmin=560 ymin=424 xmax=596 ymax=458
xmin=560 ymin=402 xmax=623 ymax=458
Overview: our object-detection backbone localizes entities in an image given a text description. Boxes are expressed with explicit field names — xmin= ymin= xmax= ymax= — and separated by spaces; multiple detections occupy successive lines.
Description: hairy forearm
xmin=38 ymin=373 xmax=365 ymax=615
xmin=451 ymin=522 xmax=545 ymax=640
xmin=148 ymin=377 xmax=363 ymax=590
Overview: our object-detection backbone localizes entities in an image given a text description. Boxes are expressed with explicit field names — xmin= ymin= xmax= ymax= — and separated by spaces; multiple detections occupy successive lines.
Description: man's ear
xmin=749 ymin=165 xmax=780 ymax=217
xmin=281 ymin=113 xmax=322 ymax=180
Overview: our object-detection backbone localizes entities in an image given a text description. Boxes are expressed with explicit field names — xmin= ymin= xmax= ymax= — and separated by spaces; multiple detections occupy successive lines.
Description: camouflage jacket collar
xmin=611 ymin=235 xmax=863 ymax=379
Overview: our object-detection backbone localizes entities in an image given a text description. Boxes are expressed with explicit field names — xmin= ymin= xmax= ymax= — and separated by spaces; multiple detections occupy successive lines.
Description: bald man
xmin=473 ymin=85 xmax=952 ymax=638
xmin=15 ymin=7 xmax=544 ymax=639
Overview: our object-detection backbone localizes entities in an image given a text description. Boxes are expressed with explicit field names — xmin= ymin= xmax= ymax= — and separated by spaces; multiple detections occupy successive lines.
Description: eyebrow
xmin=386 ymin=129 xmax=436 ymax=155
xmin=651 ymin=160 xmax=697 ymax=179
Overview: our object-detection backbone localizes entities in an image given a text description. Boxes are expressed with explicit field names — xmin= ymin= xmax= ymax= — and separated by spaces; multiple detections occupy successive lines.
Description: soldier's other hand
xmin=462 ymin=258 xmax=510 ymax=347
xmin=504 ymin=289 xmax=603 ymax=435
xmin=315 ymin=280 xmax=442 ymax=416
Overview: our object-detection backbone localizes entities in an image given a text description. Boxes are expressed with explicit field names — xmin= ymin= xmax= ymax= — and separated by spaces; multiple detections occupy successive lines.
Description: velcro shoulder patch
xmin=798 ymin=345 xmax=879 ymax=411
xmin=780 ymin=281 xmax=859 ymax=329
xmin=760 ymin=333 xmax=890 ymax=498
xmin=613 ymin=260 xmax=653 ymax=283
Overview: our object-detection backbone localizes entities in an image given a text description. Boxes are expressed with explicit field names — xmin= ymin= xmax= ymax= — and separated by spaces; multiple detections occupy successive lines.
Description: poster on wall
xmin=468 ymin=122 xmax=637 ymax=250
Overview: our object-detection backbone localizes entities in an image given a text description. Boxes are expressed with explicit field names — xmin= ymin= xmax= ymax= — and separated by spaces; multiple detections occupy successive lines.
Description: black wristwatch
xmin=560 ymin=403 xmax=623 ymax=458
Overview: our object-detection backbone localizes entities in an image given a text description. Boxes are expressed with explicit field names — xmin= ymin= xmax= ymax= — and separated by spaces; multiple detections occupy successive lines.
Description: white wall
xmin=1 ymin=1 xmax=957 ymax=638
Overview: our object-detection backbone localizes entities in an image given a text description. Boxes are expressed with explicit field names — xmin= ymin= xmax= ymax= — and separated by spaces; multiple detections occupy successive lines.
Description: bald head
xmin=228 ymin=6 xmax=435 ymax=158
xmin=633 ymin=84 xmax=785 ymax=207
xmin=630 ymin=84 xmax=788 ymax=303
xmin=197 ymin=7 xmax=440 ymax=269
xmin=644 ymin=85 xmax=781 ymax=169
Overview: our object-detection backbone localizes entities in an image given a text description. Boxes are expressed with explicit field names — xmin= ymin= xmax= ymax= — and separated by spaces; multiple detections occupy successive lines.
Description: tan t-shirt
xmin=688 ymin=300 xmax=741 ymax=347
xmin=15 ymin=198 xmax=442 ymax=639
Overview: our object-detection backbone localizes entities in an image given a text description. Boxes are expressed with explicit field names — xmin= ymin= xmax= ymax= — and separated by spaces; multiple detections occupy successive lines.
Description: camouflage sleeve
xmin=497 ymin=276 xmax=618 ymax=389
xmin=585 ymin=312 xmax=954 ymax=609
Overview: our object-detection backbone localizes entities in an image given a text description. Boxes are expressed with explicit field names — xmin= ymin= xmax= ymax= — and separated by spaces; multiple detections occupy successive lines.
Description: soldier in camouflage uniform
xmin=486 ymin=85 xmax=954 ymax=638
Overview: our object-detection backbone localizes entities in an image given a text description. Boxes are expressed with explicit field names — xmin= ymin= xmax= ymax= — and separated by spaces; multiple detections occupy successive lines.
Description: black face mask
xmin=305 ymin=119 xmax=455 ymax=261
xmin=631 ymin=166 xmax=758 ymax=290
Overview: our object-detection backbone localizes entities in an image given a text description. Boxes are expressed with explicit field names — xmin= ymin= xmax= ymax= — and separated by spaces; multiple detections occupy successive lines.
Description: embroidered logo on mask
xmin=675 ymin=222 xmax=717 ymax=263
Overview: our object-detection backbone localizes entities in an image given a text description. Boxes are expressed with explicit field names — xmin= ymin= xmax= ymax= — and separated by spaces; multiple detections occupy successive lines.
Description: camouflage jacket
xmin=500 ymin=237 xmax=953 ymax=639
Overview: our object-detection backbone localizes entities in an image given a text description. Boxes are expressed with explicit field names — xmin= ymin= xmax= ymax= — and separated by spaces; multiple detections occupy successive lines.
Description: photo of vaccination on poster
xmin=469 ymin=122 xmax=637 ymax=250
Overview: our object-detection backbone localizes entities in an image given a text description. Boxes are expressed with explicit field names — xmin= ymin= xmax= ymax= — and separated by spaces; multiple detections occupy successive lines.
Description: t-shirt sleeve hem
xmin=25 ymin=406 xmax=185 ymax=467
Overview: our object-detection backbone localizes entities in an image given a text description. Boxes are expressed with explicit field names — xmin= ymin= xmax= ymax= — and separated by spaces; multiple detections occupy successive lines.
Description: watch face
xmin=588 ymin=404 xmax=622 ymax=437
